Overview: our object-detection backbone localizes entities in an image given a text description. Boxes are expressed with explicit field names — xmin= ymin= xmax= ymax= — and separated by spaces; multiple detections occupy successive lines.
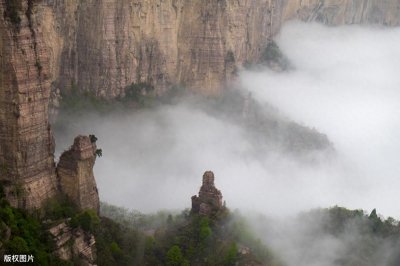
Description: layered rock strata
xmin=43 ymin=0 xmax=273 ymax=97
xmin=49 ymin=221 xmax=96 ymax=265
xmin=2 ymin=0 xmax=400 ymax=211
xmin=281 ymin=0 xmax=400 ymax=26
xmin=0 ymin=0 xmax=58 ymax=209
xmin=41 ymin=0 xmax=400 ymax=98
xmin=57 ymin=135 xmax=100 ymax=213
xmin=191 ymin=171 xmax=223 ymax=216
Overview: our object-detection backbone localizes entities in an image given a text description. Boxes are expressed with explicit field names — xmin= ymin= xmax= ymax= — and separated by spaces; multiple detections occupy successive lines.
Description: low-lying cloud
xmin=55 ymin=22 xmax=400 ymax=220
xmin=241 ymin=21 xmax=400 ymax=218
xmin=54 ymin=21 xmax=400 ymax=266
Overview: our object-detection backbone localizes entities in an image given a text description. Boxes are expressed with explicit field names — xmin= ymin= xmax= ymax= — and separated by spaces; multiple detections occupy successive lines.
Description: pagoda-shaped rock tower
xmin=191 ymin=171 xmax=223 ymax=216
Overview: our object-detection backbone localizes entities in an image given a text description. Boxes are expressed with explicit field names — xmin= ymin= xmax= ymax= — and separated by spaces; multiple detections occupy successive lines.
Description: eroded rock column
xmin=191 ymin=171 xmax=223 ymax=216
xmin=57 ymin=135 xmax=100 ymax=213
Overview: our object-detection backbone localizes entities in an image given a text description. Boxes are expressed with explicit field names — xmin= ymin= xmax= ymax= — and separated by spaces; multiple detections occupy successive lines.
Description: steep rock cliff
xmin=0 ymin=0 xmax=58 ymax=209
xmin=43 ymin=0 xmax=273 ymax=97
xmin=41 ymin=0 xmax=400 ymax=98
xmin=281 ymin=0 xmax=400 ymax=26
xmin=57 ymin=135 xmax=100 ymax=213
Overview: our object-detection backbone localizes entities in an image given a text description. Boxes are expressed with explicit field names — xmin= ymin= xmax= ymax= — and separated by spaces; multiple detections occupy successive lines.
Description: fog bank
xmin=56 ymin=22 xmax=400 ymax=220
xmin=241 ymin=21 xmax=400 ymax=218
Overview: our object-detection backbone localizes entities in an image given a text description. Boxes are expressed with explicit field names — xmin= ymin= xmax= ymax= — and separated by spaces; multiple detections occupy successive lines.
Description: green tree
xmin=166 ymin=245 xmax=184 ymax=266
xmin=70 ymin=210 xmax=100 ymax=232
xmin=6 ymin=236 xmax=29 ymax=254
xmin=199 ymin=217 xmax=212 ymax=242
xmin=224 ymin=243 xmax=238 ymax=265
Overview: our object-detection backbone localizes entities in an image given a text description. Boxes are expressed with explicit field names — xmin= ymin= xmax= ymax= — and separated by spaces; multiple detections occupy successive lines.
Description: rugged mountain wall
xmin=39 ymin=0 xmax=400 ymax=98
xmin=281 ymin=0 xmax=400 ymax=26
xmin=43 ymin=0 xmax=273 ymax=97
xmin=0 ymin=0 xmax=58 ymax=209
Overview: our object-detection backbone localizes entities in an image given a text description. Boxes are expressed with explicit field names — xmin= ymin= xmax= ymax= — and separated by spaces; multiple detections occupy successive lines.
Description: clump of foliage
xmin=70 ymin=209 xmax=100 ymax=233
xmin=93 ymin=216 xmax=141 ymax=265
xmin=0 ymin=192 xmax=73 ymax=265
xmin=122 ymin=82 xmax=155 ymax=106
xmin=88 ymin=135 xmax=103 ymax=158
xmin=299 ymin=206 xmax=400 ymax=266
xmin=42 ymin=196 xmax=78 ymax=221
xmin=99 ymin=202 xmax=281 ymax=265
xmin=166 ymin=245 xmax=187 ymax=266
xmin=259 ymin=40 xmax=290 ymax=70
xmin=89 ymin=134 xmax=98 ymax=143
xmin=58 ymin=82 xmax=114 ymax=115
xmin=95 ymin=149 xmax=103 ymax=158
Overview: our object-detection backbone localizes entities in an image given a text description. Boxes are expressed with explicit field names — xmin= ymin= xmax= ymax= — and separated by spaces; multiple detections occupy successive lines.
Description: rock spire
xmin=191 ymin=171 xmax=223 ymax=216
xmin=57 ymin=135 xmax=100 ymax=213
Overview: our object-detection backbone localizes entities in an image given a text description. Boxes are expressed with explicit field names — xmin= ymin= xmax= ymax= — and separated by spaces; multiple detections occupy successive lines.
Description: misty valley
xmin=1 ymin=1 xmax=400 ymax=265
xmin=49 ymin=22 xmax=400 ymax=265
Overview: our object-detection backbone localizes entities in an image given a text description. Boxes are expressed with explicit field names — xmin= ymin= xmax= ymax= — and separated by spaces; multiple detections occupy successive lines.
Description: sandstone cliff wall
xmin=281 ymin=0 xmax=400 ymax=26
xmin=41 ymin=0 xmax=400 ymax=98
xmin=0 ymin=0 xmax=57 ymax=209
xmin=42 ymin=0 xmax=273 ymax=97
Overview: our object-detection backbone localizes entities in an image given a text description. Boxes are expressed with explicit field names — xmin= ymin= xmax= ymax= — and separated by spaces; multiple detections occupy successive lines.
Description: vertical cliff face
xmin=0 ymin=0 xmax=57 ymax=209
xmin=41 ymin=0 xmax=400 ymax=98
xmin=43 ymin=0 xmax=272 ymax=97
xmin=281 ymin=0 xmax=400 ymax=26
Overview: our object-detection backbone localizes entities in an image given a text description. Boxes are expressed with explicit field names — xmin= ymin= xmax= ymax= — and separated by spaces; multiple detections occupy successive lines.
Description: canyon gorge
xmin=1 ymin=1 xmax=400 ymax=264
xmin=1 ymin=0 xmax=399 ymax=211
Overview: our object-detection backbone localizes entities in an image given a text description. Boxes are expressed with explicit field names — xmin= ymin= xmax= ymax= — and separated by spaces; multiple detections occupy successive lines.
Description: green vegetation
xmin=0 ymin=194 xmax=72 ymax=265
xmin=122 ymin=82 xmax=155 ymax=106
xmin=259 ymin=40 xmax=290 ymax=70
xmin=95 ymin=149 xmax=103 ymax=158
xmin=166 ymin=245 xmax=186 ymax=266
xmin=1 ymin=187 xmax=399 ymax=266
xmin=299 ymin=206 xmax=400 ymax=266
xmin=100 ymin=202 xmax=281 ymax=266
xmin=261 ymin=41 xmax=283 ymax=62
xmin=89 ymin=134 xmax=98 ymax=143
xmin=57 ymin=80 xmax=188 ymax=117
xmin=70 ymin=210 xmax=99 ymax=233
xmin=42 ymin=196 xmax=78 ymax=221
xmin=58 ymin=82 xmax=114 ymax=115
xmin=322 ymin=206 xmax=400 ymax=237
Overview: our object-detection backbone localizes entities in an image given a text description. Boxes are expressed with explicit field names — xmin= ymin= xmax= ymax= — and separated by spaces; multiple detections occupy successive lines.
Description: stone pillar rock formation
xmin=57 ymin=135 xmax=100 ymax=214
xmin=191 ymin=171 xmax=223 ymax=216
